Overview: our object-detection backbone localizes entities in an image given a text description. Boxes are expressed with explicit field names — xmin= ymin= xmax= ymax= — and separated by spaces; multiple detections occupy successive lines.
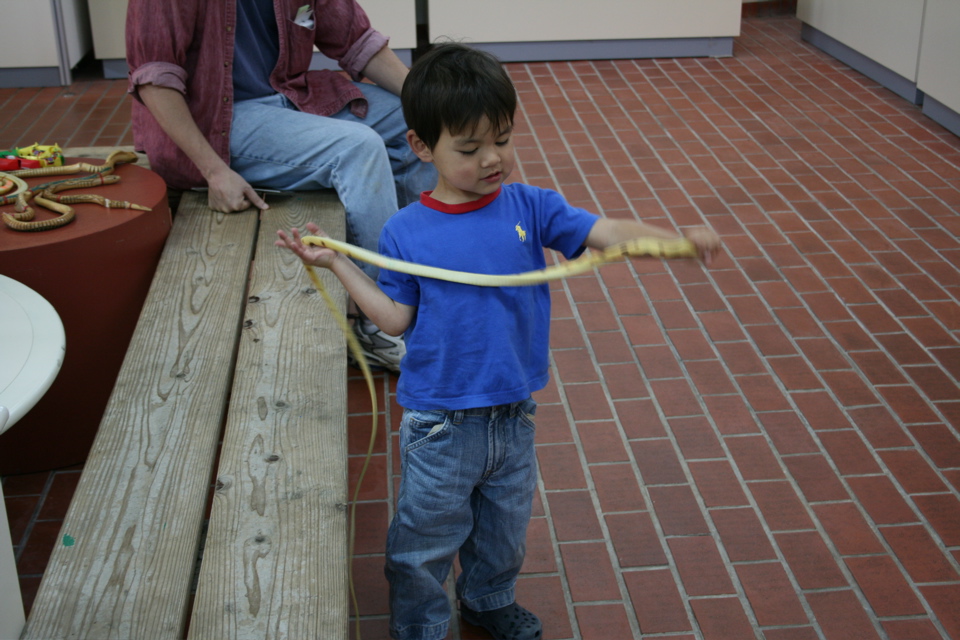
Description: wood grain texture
xmin=22 ymin=194 xmax=259 ymax=639
xmin=188 ymin=192 xmax=349 ymax=640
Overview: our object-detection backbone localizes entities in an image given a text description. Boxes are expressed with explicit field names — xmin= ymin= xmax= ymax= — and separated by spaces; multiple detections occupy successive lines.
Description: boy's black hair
xmin=401 ymin=43 xmax=517 ymax=150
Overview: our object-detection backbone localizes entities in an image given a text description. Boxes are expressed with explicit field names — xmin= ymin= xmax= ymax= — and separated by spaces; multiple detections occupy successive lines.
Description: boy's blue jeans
xmin=228 ymin=83 xmax=436 ymax=280
xmin=386 ymin=398 xmax=539 ymax=640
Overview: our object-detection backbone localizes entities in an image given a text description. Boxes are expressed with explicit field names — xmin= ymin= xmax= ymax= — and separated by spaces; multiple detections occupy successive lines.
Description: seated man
xmin=126 ymin=0 xmax=436 ymax=372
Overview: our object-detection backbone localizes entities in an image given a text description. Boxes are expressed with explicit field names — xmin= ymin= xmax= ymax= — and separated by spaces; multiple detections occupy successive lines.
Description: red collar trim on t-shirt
xmin=419 ymin=187 xmax=502 ymax=214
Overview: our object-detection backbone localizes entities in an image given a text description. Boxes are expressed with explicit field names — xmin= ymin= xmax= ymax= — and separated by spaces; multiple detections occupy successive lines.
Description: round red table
xmin=0 ymin=159 xmax=172 ymax=474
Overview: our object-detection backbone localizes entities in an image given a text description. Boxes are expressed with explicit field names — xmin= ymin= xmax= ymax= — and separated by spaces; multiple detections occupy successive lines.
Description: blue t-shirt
xmin=233 ymin=0 xmax=280 ymax=101
xmin=378 ymin=183 xmax=599 ymax=410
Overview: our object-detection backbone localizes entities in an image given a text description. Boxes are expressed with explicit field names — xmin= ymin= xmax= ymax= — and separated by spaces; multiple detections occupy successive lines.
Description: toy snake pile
xmin=1 ymin=149 xmax=149 ymax=231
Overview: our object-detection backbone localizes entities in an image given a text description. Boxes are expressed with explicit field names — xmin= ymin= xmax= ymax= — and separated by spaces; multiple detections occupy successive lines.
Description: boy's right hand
xmin=275 ymin=222 xmax=340 ymax=268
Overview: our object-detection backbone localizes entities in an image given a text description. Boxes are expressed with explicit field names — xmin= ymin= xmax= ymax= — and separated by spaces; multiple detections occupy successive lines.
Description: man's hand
xmin=138 ymin=84 xmax=269 ymax=213
xmin=206 ymin=165 xmax=269 ymax=213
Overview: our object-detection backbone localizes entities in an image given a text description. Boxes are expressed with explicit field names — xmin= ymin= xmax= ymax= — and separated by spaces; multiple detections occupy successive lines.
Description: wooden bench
xmin=21 ymin=190 xmax=351 ymax=639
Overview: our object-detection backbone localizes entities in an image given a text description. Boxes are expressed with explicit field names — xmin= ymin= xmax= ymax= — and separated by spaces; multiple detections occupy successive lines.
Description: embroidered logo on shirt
xmin=515 ymin=221 xmax=527 ymax=242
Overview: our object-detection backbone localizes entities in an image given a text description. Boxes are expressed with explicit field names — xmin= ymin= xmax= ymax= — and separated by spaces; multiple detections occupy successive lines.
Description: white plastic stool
xmin=0 ymin=274 xmax=65 ymax=640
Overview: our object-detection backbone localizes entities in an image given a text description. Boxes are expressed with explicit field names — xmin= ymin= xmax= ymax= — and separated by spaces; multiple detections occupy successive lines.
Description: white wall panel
xmin=88 ymin=0 xmax=125 ymax=60
xmin=364 ymin=0 xmax=417 ymax=50
xmin=797 ymin=0 xmax=925 ymax=81
xmin=917 ymin=0 xmax=960 ymax=113
xmin=0 ymin=1 xmax=60 ymax=68
xmin=428 ymin=0 xmax=742 ymax=45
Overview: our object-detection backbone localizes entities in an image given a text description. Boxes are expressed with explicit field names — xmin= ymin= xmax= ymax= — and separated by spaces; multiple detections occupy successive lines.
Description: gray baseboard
xmin=464 ymin=37 xmax=734 ymax=62
xmin=0 ymin=67 xmax=63 ymax=88
xmin=922 ymin=95 xmax=960 ymax=138
xmin=800 ymin=23 xmax=922 ymax=105
xmin=101 ymin=39 xmax=730 ymax=76
xmin=102 ymin=59 xmax=129 ymax=80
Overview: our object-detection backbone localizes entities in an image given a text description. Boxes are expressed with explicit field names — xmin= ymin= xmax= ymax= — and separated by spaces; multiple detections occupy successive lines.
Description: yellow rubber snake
xmin=296 ymin=233 xmax=698 ymax=639
xmin=1 ymin=150 xmax=147 ymax=231
xmin=302 ymin=234 xmax=698 ymax=286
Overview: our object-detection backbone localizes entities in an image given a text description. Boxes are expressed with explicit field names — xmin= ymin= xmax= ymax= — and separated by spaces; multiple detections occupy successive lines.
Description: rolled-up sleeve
xmin=313 ymin=0 xmax=387 ymax=79
xmin=127 ymin=62 xmax=189 ymax=103
xmin=125 ymin=0 xmax=196 ymax=101
xmin=338 ymin=27 xmax=389 ymax=80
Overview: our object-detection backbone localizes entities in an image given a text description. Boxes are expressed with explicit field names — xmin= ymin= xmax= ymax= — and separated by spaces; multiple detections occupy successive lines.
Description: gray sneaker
xmin=349 ymin=313 xmax=405 ymax=373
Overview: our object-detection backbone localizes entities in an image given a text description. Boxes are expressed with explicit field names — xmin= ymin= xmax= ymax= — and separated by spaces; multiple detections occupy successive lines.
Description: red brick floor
xmin=3 ymin=15 xmax=960 ymax=640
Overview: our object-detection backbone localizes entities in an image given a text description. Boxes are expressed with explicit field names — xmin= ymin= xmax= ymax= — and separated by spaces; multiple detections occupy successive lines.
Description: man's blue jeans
xmin=385 ymin=399 xmax=539 ymax=640
xmin=229 ymin=83 xmax=436 ymax=279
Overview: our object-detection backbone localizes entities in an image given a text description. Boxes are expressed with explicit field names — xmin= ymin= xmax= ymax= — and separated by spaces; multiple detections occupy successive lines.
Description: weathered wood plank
xmin=22 ymin=195 xmax=259 ymax=640
xmin=188 ymin=192 xmax=349 ymax=640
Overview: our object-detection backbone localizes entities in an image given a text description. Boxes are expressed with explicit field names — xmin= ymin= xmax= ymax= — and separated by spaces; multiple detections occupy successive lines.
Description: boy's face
xmin=408 ymin=116 xmax=515 ymax=205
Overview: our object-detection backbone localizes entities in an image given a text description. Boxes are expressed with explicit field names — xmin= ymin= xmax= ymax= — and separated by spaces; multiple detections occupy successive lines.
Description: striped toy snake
xmin=297 ymin=231 xmax=698 ymax=640
xmin=1 ymin=150 xmax=148 ymax=231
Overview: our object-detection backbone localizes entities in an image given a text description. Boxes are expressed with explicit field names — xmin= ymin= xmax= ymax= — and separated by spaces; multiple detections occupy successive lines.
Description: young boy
xmin=277 ymin=43 xmax=720 ymax=640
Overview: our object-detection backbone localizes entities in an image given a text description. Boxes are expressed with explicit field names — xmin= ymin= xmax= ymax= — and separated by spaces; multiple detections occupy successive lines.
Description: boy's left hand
xmin=684 ymin=226 xmax=722 ymax=266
